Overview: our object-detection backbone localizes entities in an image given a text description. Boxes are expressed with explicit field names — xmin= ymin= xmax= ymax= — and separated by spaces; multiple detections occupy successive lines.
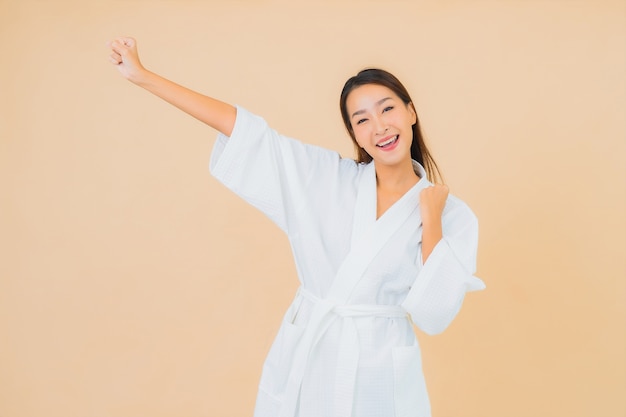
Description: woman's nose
xmin=373 ymin=115 xmax=387 ymax=134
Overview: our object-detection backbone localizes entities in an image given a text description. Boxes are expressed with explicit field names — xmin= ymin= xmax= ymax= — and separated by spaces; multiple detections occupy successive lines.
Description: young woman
xmin=108 ymin=37 xmax=485 ymax=417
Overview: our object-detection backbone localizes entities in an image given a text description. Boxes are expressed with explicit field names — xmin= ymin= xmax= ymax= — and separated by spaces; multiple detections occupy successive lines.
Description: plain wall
xmin=1 ymin=0 xmax=624 ymax=416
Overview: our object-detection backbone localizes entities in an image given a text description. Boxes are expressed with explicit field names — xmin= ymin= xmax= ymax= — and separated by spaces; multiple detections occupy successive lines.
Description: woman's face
xmin=345 ymin=84 xmax=416 ymax=168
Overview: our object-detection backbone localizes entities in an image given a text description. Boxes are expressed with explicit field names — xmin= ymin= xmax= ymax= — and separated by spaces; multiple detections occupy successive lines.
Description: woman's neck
xmin=374 ymin=159 xmax=420 ymax=194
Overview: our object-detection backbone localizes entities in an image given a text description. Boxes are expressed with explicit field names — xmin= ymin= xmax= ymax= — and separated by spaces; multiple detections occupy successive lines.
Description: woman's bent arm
xmin=108 ymin=37 xmax=236 ymax=136
xmin=419 ymin=184 xmax=448 ymax=263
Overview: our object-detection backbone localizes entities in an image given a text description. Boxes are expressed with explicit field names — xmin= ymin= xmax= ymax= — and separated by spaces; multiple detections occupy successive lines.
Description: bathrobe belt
xmin=279 ymin=287 xmax=408 ymax=417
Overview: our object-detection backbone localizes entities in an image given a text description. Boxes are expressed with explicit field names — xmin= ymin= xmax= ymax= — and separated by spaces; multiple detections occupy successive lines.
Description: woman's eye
xmin=383 ymin=106 xmax=394 ymax=113
xmin=356 ymin=118 xmax=367 ymax=125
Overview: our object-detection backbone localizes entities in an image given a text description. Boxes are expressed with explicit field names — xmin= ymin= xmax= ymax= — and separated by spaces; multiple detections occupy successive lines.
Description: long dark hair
xmin=340 ymin=68 xmax=442 ymax=183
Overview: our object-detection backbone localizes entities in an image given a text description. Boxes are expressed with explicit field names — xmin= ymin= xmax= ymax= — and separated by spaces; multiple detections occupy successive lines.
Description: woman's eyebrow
xmin=351 ymin=97 xmax=392 ymax=119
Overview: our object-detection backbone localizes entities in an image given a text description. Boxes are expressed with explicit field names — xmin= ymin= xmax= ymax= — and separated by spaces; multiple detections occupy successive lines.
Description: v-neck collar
xmin=350 ymin=161 xmax=430 ymax=249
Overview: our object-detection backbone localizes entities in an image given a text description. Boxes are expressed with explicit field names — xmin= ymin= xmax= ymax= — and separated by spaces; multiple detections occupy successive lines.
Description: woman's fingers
xmin=419 ymin=184 xmax=449 ymax=222
xmin=120 ymin=37 xmax=135 ymax=48
xmin=107 ymin=40 xmax=126 ymax=65
xmin=420 ymin=184 xmax=449 ymax=201
xmin=109 ymin=51 xmax=122 ymax=64
xmin=108 ymin=38 xmax=136 ymax=60
xmin=109 ymin=40 xmax=127 ymax=56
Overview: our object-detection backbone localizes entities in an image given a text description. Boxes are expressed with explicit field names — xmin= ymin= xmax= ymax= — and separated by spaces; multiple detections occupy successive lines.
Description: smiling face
xmin=345 ymin=83 xmax=417 ymax=168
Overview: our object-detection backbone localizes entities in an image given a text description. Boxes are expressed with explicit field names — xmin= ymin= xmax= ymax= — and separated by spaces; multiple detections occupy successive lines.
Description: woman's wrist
xmin=129 ymin=67 xmax=152 ymax=86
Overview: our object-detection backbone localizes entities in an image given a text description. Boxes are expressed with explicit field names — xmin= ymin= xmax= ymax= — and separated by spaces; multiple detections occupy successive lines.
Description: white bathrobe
xmin=210 ymin=106 xmax=485 ymax=417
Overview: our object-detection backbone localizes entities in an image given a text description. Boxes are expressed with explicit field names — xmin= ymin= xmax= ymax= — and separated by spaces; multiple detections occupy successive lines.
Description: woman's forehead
xmin=346 ymin=84 xmax=399 ymax=110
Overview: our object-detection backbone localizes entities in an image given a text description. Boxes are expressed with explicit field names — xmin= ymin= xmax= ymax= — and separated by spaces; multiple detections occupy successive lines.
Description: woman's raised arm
xmin=108 ymin=37 xmax=236 ymax=136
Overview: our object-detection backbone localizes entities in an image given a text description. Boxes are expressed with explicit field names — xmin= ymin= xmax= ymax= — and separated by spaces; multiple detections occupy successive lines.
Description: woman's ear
xmin=409 ymin=102 xmax=417 ymax=125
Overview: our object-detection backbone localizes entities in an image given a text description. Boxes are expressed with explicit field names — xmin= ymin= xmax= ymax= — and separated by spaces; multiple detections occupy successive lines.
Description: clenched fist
xmin=419 ymin=184 xmax=449 ymax=224
xmin=107 ymin=37 xmax=146 ymax=83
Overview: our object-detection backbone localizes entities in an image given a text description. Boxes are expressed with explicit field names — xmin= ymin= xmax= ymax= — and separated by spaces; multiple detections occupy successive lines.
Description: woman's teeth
xmin=377 ymin=135 xmax=398 ymax=147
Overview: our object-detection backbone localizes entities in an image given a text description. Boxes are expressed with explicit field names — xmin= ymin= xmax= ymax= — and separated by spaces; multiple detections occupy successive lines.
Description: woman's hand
xmin=107 ymin=37 xmax=147 ymax=83
xmin=419 ymin=184 xmax=448 ymax=224
xmin=419 ymin=184 xmax=448 ymax=263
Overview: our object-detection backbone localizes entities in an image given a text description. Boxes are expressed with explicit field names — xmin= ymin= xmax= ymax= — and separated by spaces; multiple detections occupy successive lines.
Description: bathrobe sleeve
xmin=401 ymin=196 xmax=486 ymax=335
xmin=209 ymin=106 xmax=344 ymax=233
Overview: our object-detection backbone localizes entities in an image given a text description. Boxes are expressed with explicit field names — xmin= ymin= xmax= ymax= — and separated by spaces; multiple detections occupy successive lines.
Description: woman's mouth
xmin=376 ymin=135 xmax=399 ymax=150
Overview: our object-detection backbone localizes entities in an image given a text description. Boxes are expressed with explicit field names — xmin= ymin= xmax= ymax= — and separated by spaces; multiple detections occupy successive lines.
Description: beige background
xmin=1 ymin=0 xmax=624 ymax=416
